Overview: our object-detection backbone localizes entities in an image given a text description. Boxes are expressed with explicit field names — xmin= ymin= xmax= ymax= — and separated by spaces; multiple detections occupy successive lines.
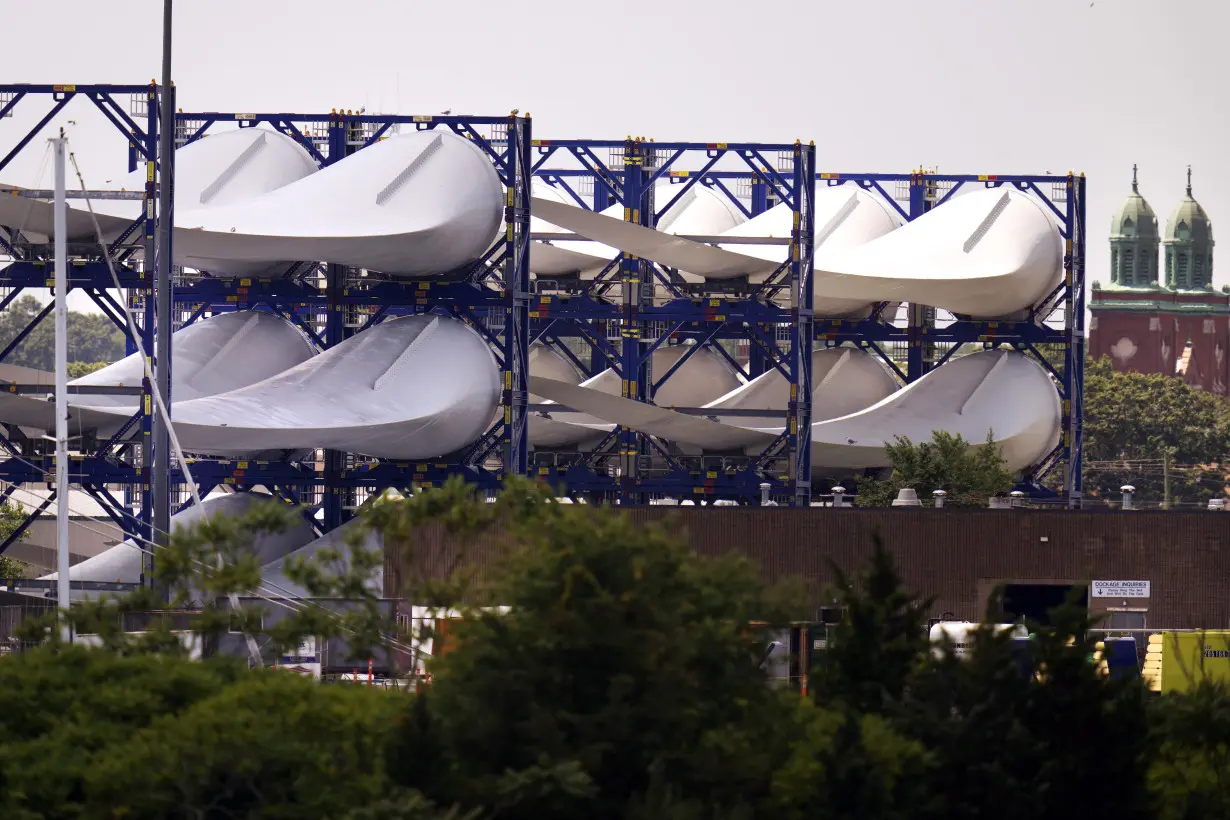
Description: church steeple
xmin=1109 ymin=164 xmax=1160 ymax=288
xmin=1164 ymin=166 xmax=1215 ymax=290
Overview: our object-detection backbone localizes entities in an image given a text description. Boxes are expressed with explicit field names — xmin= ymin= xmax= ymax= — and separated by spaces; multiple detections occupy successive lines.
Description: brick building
xmin=387 ymin=507 xmax=1230 ymax=630
xmin=1090 ymin=167 xmax=1226 ymax=396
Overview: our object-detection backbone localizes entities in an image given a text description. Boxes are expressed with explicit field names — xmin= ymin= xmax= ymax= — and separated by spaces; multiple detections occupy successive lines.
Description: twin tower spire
xmin=1111 ymin=165 xmax=1214 ymax=290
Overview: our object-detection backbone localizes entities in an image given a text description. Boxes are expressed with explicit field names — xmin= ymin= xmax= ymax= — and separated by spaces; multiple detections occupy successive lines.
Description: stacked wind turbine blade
xmin=259 ymin=517 xmax=384 ymax=600
xmin=173 ymin=130 xmax=505 ymax=277
xmin=528 ymin=344 xmax=743 ymax=448
xmin=0 ymin=127 xmax=320 ymax=242
xmin=0 ymin=311 xmax=317 ymax=435
xmin=809 ymin=187 xmax=1064 ymax=319
xmin=530 ymin=180 xmax=748 ymax=278
xmin=530 ymin=349 xmax=1060 ymax=473
xmin=528 ymin=348 xmax=901 ymax=454
xmin=158 ymin=314 xmax=501 ymax=460
xmin=41 ymin=492 xmax=316 ymax=587
xmin=528 ymin=186 xmax=1062 ymax=319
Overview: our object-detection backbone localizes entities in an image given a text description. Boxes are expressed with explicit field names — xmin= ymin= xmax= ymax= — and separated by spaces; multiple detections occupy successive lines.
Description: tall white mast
xmin=52 ymin=130 xmax=71 ymax=641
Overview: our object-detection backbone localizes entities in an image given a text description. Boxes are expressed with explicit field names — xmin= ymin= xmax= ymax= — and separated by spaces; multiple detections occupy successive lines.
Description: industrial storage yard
xmin=2 ymin=0 xmax=1230 ymax=815
xmin=0 ymin=81 xmax=1205 ymax=641
xmin=1 ymin=78 xmax=1224 ymax=649
xmin=0 ymin=84 xmax=1083 ymax=544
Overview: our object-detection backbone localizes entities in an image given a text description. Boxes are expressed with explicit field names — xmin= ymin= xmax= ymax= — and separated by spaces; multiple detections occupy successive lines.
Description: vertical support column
xmin=501 ymin=114 xmax=531 ymax=481
xmin=905 ymin=171 xmax=935 ymax=382
xmin=787 ymin=141 xmax=816 ymax=507
xmin=316 ymin=117 xmax=347 ymax=526
xmin=322 ymin=262 xmax=347 ymax=531
xmin=1066 ymin=173 xmax=1087 ymax=508
xmin=52 ymin=133 xmax=70 ymax=637
xmin=748 ymin=341 xmax=768 ymax=379
xmin=326 ymin=111 xmax=347 ymax=166
xmin=138 ymin=84 xmax=158 ymax=581
xmin=152 ymin=35 xmax=176 ymax=586
xmin=750 ymin=177 xmax=769 ymax=217
xmin=618 ymin=139 xmax=651 ymax=505
xmin=593 ymin=181 xmax=614 ymax=213
xmin=588 ymin=322 xmax=607 ymax=378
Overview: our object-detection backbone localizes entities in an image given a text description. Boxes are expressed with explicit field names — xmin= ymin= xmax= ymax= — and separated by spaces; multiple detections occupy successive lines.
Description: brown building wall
xmin=1089 ymin=310 xmax=1174 ymax=375
xmin=387 ymin=508 xmax=1230 ymax=630
xmin=1178 ymin=314 xmax=1230 ymax=396
xmin=1089 ymin=290 xmax=1230 ymax=396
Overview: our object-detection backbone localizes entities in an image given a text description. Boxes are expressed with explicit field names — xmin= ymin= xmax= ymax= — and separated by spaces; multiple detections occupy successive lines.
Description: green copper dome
xmin=1164 ymin=167 xmax=1215 ymax=290
xmin=1109 ymin=165 xmax=1160 ymax=288
xmin=1111 ymin=165 xmax=1159 ymax=240
xmin=1164 ymin=168 xmax=1214 ymax=244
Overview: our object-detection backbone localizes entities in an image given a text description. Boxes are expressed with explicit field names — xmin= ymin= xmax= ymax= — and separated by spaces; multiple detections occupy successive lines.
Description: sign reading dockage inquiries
xmin=1092 ymin=580 xmax=1151 ymax=598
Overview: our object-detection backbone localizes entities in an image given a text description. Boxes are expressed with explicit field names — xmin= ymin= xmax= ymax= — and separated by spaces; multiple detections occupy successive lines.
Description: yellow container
xmin=1154 ymin=631 xmax=1230 ymax=693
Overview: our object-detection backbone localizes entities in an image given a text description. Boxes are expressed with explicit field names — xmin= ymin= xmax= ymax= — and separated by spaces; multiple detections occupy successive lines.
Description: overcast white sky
xmin=2 ymin=0 xmax=1227 ymax=311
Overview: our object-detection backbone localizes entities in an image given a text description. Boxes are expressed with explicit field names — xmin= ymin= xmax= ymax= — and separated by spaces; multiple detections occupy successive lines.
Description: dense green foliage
xmin=1148 ymin=681 xmax=1230 ymax=820
xmin=0 ymin=478 xmax=1228 ymax=818
xmin=0 ymin=649 xmax=405 ymax=820
xmin=1083 ymin=356 xmax=1230 ymax=504
xmin=854 ymin=430 xmax=1016 ymax=507
xmin=0 ymin=295 xmax=125 ymax=371
xmin=66 ymin=361 xmax=111 ymax=378
xmin=0 ymin=501 xmax=29 ymax=578
xmin=391 ymin=485 xmax=805 ymax=819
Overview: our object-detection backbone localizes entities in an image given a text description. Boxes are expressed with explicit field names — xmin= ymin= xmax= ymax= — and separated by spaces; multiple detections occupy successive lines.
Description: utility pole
xmin=52 ymin=130 xmax=70 ymax=642
xmin=1162 ymin=449 xmax=1172 ymax=510
xmin=152 ymin=0 xmax=174 ymax=593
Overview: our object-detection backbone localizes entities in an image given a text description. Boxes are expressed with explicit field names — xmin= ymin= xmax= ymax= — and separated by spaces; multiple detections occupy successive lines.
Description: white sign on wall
xmin=279 ymin=636 xmax=321 ymax=678
xmin=1092 ymin=580 xmax=1151 ymax=598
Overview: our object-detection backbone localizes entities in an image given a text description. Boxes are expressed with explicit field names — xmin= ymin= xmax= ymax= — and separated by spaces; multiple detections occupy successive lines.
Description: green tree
xmin=0 ymin=647 xmax=247 ymax=819
xmin=0 ymin=647 xmax=410 ymax=820
xmin=66 ymin=361 xmax=110 ymax=378
xmin=88 ymin=671 xmax=404 ymax=820
xmin=8 ymin=479 xmax=1230 ymax=819
xmin=1084 ymin=356 xmax=1230 ymax=505
xmin=1148 ymin=681 xmax=1230 ymax=819
xmin=377 ymin=478 xmax=808 ymax=819
xmin=776 ymin=536 xmax=935 ymax=820
xmin=809 ymin=536 xmax=1155 ymax=820
xmin=767 ymin=701 xmax=929 ymax=820
xmin=812 ymin=534 xmax=933 ymax=715
xmin=0 ymin=501 xmax=29 ymax=579
xmin=854 ymin=430 xmax=1015 ymax=508
xmin=0 ymin=295 xmax=126 ymax=371
xmin=901 ymin=600 xmax=1155 ymax=820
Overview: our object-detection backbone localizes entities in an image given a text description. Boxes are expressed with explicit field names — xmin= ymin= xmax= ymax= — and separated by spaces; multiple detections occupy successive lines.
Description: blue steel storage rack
xmin=530 ymin=151 xmax=1086 ymax=507
xmin=0 ymin=83 xmax=1085 ymax=541
xmin=0 ymin=84 xmax=532 ymax=554
xmin=168 ymin=109 xmax=532 ymax=532
xmin=529 ymin=139 xmax=817 ymax=506
xmin=0 ymin=83 xmax=163 ymax=550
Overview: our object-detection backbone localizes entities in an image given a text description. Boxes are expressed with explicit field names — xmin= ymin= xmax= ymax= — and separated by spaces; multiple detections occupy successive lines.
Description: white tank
xmin=929 ymin=621 xmax=1028 ymax=659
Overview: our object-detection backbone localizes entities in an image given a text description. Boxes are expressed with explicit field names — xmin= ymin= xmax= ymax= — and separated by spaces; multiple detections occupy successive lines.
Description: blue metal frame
xmin=165 ymin=109 xmax=532 ymax=526
xmin=0 ymin=85 xmax=1084 ymax=520
xmin=0 ymin=83 xmax=161 ymax=553
xmin=528 ymin=153 xmax=1086 ymax=506
xmin=528 ymin=139 xmax=818 ymax=506
xmin=0 ymin=87 xmax=532 ymax=544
